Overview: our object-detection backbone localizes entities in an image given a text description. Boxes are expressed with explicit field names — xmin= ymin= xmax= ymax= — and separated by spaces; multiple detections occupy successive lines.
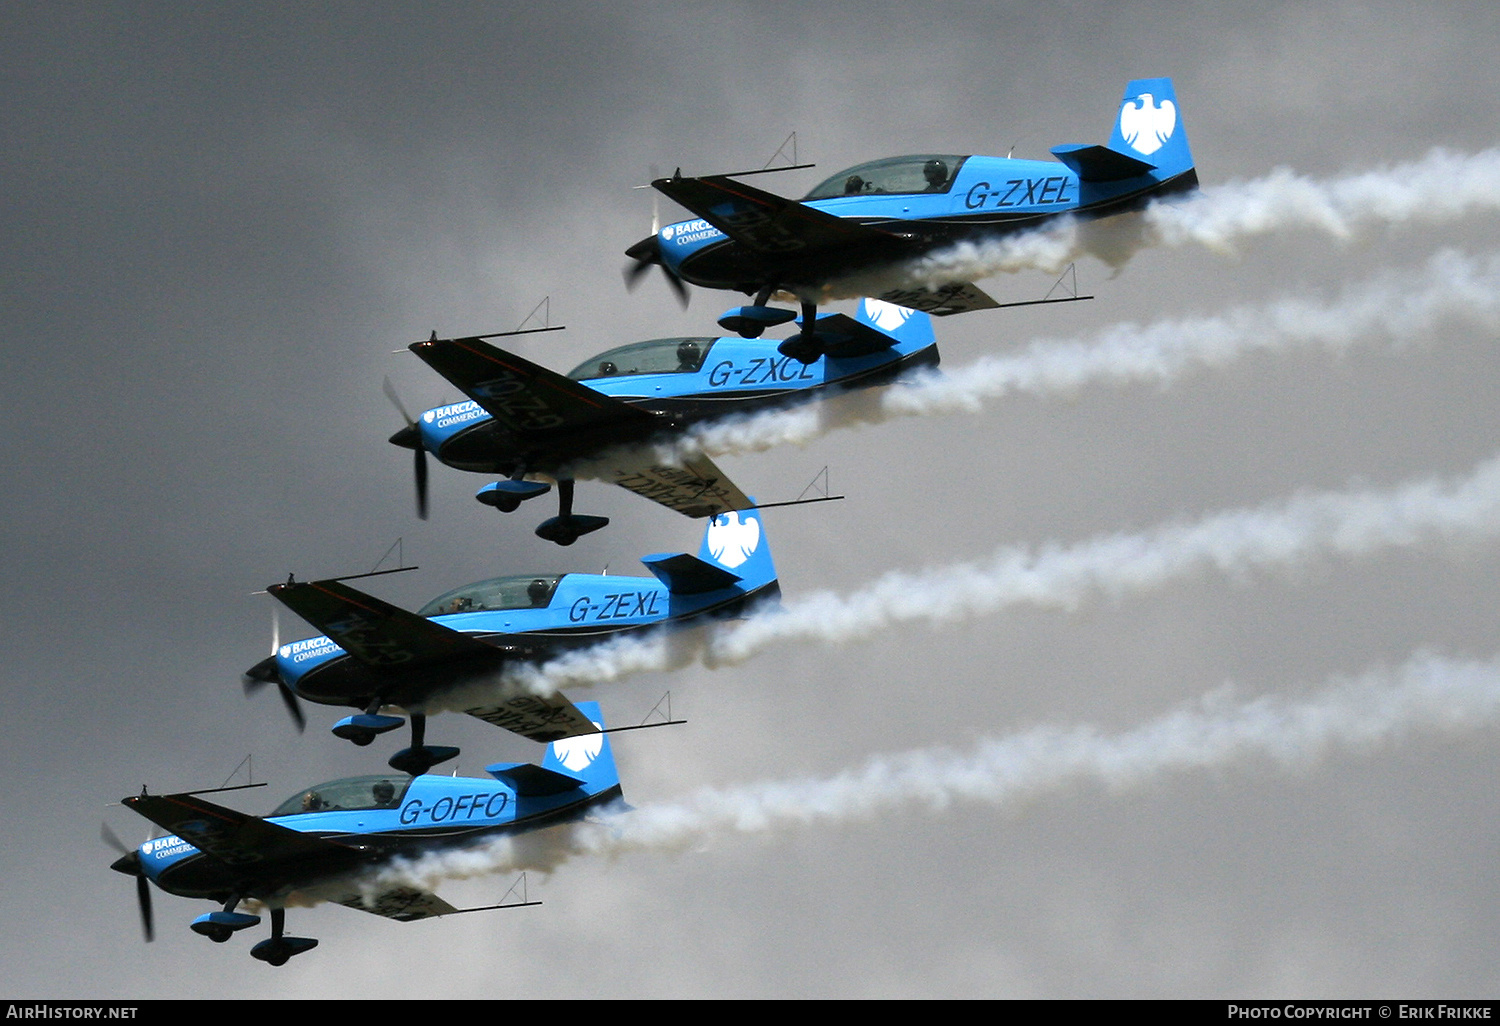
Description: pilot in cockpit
xmin=922 ymin=159 xmax=949 ymax=191
xmin=527 ymin=578 xmax=551 ymax=607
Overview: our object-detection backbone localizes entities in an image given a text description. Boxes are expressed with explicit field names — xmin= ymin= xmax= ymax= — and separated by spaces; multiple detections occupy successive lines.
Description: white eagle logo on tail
xmin=706 ymin=511 xmax=760 ymax=569
xmin=552 ymin=724 xmax=603 ymax=771
xmin=1118 ymin=93 xmax=1176 ymax=156
xmin=861 ymin=298 xmax=913 ymax=331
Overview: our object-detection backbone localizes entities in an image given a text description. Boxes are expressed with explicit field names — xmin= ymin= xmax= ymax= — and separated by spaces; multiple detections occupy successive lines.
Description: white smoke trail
xmin=663 ymin=247 xmax=1500 ymax=459
xmin=895 ymin=147 xmax=1500 ymax=288
xmin=381 ymin=649 xmax=1500 ymax=893
xmin=482 ymin=450 xmax=1500 ymax=700
xmin=1149 ymin=148 xmax=1500 ymax=252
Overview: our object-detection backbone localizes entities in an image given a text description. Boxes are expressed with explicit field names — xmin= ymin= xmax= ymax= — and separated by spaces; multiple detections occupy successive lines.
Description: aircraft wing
xmin=873 ymin=282 xmax=1000 ymax=316
xmin=463 ymin=692 xmax=602 ymax=744
xmin=124 ymin=792 xmax=354 ymax=866
xmin=409 ymin=335 xmax=658 ymax=437
xmin=654 ymin=173 xmax=895 ymax=255
xmin=270 ymin=580 xmax=607 ymax=744
xmin=580 ymin=447 xmax=753 ymax=519
xmin=268 ymin=579 xmax=506 ymax=670
xmin=332 ymin=887 xmax=459 ymax=922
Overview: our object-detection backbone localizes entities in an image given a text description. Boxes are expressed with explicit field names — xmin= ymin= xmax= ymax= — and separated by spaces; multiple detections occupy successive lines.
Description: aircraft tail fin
xmin=1107 ymin=77 xmax=1193 ymax=181
xmin=695 ymin=502 xmax=778 ymax=599
xmin=853 ymin=299 xmax=936 ymax=350
xmin=539 ymin=700 xmax=620 ymax=798
xmin=1052 ymin=77 xmax=1193 ymax=185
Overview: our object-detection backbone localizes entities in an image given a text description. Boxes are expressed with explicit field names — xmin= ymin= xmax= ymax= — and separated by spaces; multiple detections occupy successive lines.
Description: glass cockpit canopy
xmin=804 ymin=154 xmax=969 ymax=200
xmin=566 ymin=337 xmax=717 ymax=381
xmin=416 ymin=574 xmax=563 ymax=617
xmin=270 ymin=774 xmax=413 ymax=817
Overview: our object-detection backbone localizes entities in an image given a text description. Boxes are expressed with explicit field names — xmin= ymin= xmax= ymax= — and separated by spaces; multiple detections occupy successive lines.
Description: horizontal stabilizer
xmin=809 ymin=312 xmax=900 ymax=358
xmin=1050 ymin=143 xmax=1156 ymax=182
xmin=640 ymin=552 xmax=743 ymax=594
xmin=485 ymin=761 xmax=586 ymax=796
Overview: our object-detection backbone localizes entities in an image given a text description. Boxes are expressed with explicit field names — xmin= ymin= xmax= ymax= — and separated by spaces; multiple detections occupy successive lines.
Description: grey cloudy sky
xmin=4 ymin=1 xmax=1500 ymax=999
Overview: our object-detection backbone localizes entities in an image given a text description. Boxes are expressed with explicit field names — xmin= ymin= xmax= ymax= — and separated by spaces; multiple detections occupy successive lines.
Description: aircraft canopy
xmin=567 ymin=337 xmax=718 ymax=380
xmin=804 ymin=154 xmax=969 ymax=200
xmin=417 ymin=574 xmax=563 ymax=616
xmin=270 ymin=775 xmax=414 ymax=817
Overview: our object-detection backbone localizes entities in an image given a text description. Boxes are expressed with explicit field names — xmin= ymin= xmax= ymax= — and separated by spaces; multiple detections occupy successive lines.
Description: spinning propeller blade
xmin=137 ymin=876 xmax=155 ymax=942
xmin=624 ymin=177 xmax=689 ymax=308
xmin=275 ymin=680 xmax=307 ymax=732
xmin=623 ymin=236 xmax=689 ymax=308
xmin=383 ymin=374 xmax=430 ymax=519
xmin=242 ymin=605 xmax=306 ymax=732
xmin=101 ymin=822 xmax=130 ymax=856
xmin=103 ymin=824 xmax=154 ymax=942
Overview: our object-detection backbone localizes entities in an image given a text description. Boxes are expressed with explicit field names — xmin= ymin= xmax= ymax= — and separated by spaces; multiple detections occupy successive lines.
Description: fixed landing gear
xmin=249 ymin=908 xmax=318 ymax=967
xmin=477 ymin=476 xmax=607 ymax=546
xmin=191 ymin=898 xmax=260 ymax=944
xmin=534 ymin=479 xmax=608 ymax=546
xmin=717 ymin=285 xmax=801 ymax=340
xmin=476 ymin=476 xmax=551 ymax=514
xmin=331 ymin=705 xmax=458 ymax=775
xmin=717 ymin=291 xmax=825 ymax=365
xmin=776 ymin=300 xmax=825 ymax=365
xmin=331 ymin=708 xmax=404 ymax=747
xmin=386 ymin=712 xmax=460 ymax=776
xmin=190 ymin=902 xmax=314 ymax=967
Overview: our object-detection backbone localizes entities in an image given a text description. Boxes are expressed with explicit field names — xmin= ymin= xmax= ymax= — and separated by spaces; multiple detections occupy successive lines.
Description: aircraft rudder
xmin=855 ymin=299 xmax=935 ymax=351
xmin=1108 ymin=77 xmax=1193 ymax=181
xmin=541 ymin=700 xmax=620 ymax=796
xmin=697 ymin=500 xmax=778 ymax=595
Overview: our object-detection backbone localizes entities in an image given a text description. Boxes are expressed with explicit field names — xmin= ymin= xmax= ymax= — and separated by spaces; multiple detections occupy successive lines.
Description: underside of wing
xmin=125 ymin=792 xmax=352 ymax=865
xmin=410 ymin=335 xmax=657 ymax=437
xmin=655 ymin=173 xmax=894 ymax=255
xmin=874 ymin=282 xmax=1000 ymax=316
xmin=464 ymin=691 xmax=601 ymax=744
xmin=588 ymin=449 xmax=753 ymax=518
xmin=333 ymin=886 xmax=460 ymax=922
xmin=269 ymin=579 xmax=500 ymax=669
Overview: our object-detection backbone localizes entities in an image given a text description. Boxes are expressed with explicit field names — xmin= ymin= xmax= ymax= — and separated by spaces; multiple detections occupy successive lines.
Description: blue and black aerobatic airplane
xmin=106 ymin=702 xmax=621 ymax=966
xmin=244 ymin=506 xmax=776 ymax=774
xmin=625 ymin=77 xmax=1195 ymax=358
xmin=390 ymin=298 xmax=932 ymax=544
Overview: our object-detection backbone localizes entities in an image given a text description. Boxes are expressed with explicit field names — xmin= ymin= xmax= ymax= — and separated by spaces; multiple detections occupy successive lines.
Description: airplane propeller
xmin=103 ymin=823 xmax=154 ymax=942
xmin=242 ymin=604 xmax=306 ymax=732
xmin=624 ymin=179 xmax=689 ymax=308
xmin=243 ymin=671 xmax=307 ymax=732
xmin=624 ymin=235 xmax=690 ymax=308
xmin=383 ymin=373 xmax=430 ymax=520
